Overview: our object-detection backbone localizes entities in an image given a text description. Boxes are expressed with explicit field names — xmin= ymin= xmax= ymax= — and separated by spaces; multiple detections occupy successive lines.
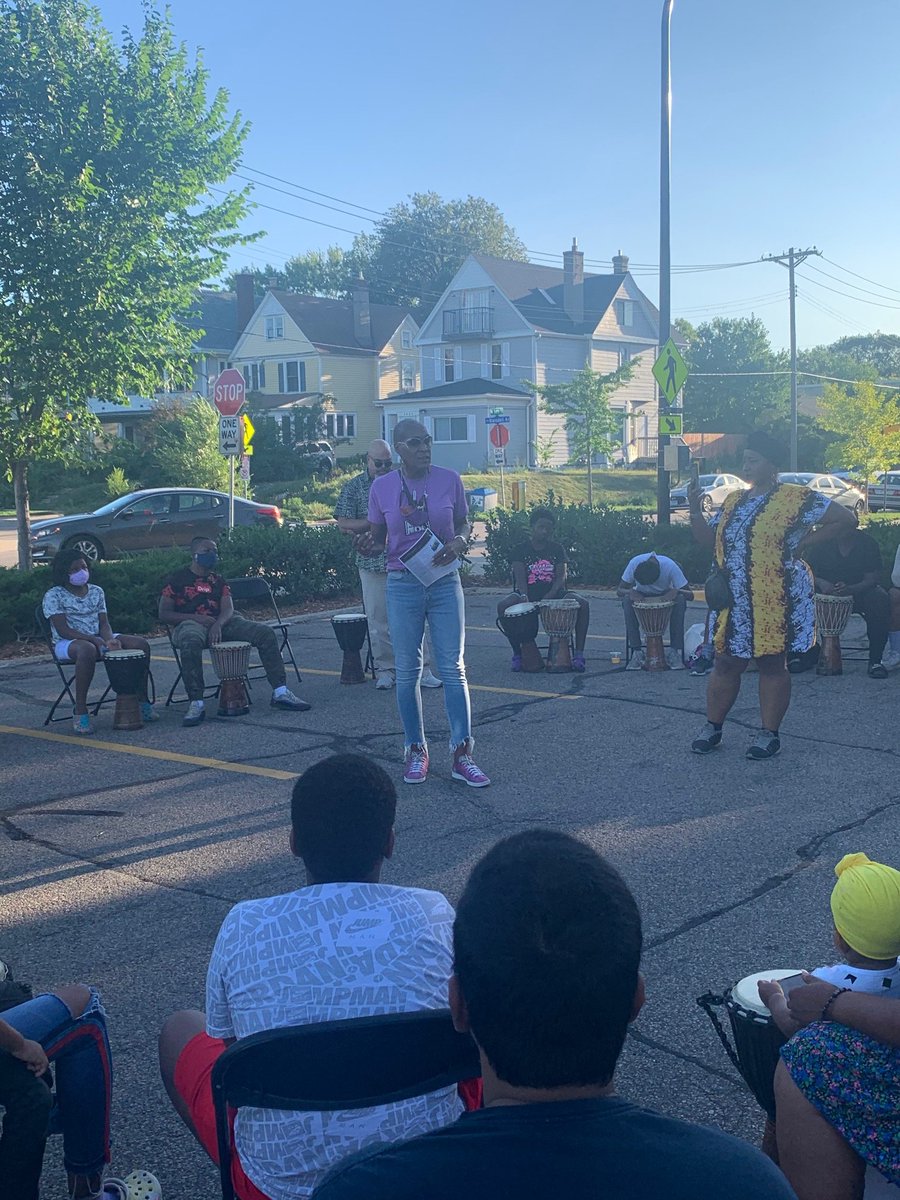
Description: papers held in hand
xmin=399 ymin=529 xmax=459 ymax=587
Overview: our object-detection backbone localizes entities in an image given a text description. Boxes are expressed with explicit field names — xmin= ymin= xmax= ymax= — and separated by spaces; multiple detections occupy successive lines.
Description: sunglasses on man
xmin=369 ymin=457 xmax=393 ymax=467
xmin=399 ymin=435 xmax=433 ymax=449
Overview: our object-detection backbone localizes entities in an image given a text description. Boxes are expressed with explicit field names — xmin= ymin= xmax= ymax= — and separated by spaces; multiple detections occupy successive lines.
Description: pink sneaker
xmin=403 ymin=744 xmax=429 ymax=785
xmin=451 ymin=744 xmax=490 ymax=788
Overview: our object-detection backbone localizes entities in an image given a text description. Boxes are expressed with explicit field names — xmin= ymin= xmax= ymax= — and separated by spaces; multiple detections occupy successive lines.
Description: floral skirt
xmin=781 ymin=1022 xmax=900 ymax=1183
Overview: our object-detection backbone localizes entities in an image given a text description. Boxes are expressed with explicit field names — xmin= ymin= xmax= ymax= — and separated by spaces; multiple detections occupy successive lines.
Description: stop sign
xmin=212 ymin=368 xmax=246 ymax=417
xmin=489 ymin=424 xmax=510 ymax=448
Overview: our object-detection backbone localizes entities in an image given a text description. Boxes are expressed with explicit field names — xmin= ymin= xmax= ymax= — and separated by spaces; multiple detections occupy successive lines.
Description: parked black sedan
xmin=30 ymin=488 xmax=282 ymax=562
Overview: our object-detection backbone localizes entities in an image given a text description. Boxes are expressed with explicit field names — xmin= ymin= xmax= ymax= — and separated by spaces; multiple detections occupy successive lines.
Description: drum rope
xmin=696 ymin=992 xmax=742 ymax=1075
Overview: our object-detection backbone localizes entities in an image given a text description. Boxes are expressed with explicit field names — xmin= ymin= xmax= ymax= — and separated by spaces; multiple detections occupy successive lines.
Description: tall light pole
xmin=656 ymin=0 xmax=675 ymax=526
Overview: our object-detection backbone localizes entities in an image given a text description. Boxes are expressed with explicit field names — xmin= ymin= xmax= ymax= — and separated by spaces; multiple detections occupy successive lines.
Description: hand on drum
xmin=105 ymin=637 xmax=122 ymax=652
xmin=209 ymin=620 xmax=224 ymax=646
xmin=783 ymin=972 xmax=836 ymax=1026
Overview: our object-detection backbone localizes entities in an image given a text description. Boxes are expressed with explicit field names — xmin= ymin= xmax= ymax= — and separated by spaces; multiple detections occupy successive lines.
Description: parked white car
xmin=868 ymin=472 xmax=900 ymax=512
xmin=669 ymin=473 xmax=748 ymax=515
xmin=778 ymin=473 xmax=866 ymax=514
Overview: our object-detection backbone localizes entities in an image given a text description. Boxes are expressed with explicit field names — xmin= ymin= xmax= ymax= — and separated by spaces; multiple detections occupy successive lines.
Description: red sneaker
xmin=451 ymin=744 xmax=490 ymax=788
xmin=403 ymin=744 xmax=429 ymax=785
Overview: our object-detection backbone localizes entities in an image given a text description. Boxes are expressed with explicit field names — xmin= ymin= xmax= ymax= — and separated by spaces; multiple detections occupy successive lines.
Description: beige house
xmin=229 ymin=276 xmax=419 ymax=458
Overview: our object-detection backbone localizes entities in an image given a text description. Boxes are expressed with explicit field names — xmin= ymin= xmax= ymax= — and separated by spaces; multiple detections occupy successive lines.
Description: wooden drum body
xmin=103 ymin=649 xmax=148 ymax=731
xmin=633 ymin=599 xmax=674 ymax=671
xmin=815 ymin=593 xmax=853 ymax=676
xmin=538 ymin=599 xmax=579 ymax=673
xmin=210 ymin=641 xmax=251 ymax=716
xmin=331 ymin=614 xmax=369 ymax=685
xmin=499 ymin=602 xmax=544 ymax=673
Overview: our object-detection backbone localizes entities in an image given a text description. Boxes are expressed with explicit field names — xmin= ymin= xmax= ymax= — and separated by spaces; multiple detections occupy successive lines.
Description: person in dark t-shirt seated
xmin=803 ymin=512 xmax=892 ymax=679
xmin=159 ymin=536 xmax=311 ymax=726
xmin=311 ymin=830 xmax=795 ymax=1200
xmin=496 ymin=508 xmax=590 ymax=671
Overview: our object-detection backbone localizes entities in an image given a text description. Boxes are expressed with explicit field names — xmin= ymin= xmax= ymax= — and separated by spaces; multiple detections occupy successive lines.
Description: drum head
xmin=506 ymin=603 xmax=537 ymax=617
xmin=731 ymin=969 xmax=803 ymax=1015
xmin=104 ymin=649 xmax=145 ymax=660
xmin=332 ymin=614 xmax=367 ymax=623
xmin=214 ymin=641 xmax=252 ymax=650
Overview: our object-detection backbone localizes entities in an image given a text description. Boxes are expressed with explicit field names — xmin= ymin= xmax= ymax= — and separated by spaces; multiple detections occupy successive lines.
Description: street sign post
xmin=241 ymin=413 xmax=255 ymax=456
xmin=484 ymin=414 xmax=511 ymax=424
xmin=493 ymin=447 xmax=506 ymax=466
xmin=219 ymin=416 xmax=240 ymax=456
xmin=658 ymin=412 xmax=683 ymax=437
xmin=487 ymin=421 xmax=510 ymax=504
xmin=213 ymin=369 xmax=246 ymax=528
xmin=488 ymin=424 xmax=510 ymax=448
xmin=239 ymin=454 xmax=251 ymax=482
xmin=652 ymin=338 xmax=688 ymax=405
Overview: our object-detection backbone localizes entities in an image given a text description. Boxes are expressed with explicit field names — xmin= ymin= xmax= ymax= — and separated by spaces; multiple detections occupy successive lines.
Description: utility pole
xmin=761 ymin=246 xmax=821 ymax=471
xmin=656 ymin=0 xmax=675 ymax=525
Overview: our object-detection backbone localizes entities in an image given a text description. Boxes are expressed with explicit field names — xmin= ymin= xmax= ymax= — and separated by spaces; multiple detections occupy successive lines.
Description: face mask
xmin=194 ymin=551 xmax=217 ymax=569
xmin=69 ymin=569 xmax=89 ymax=586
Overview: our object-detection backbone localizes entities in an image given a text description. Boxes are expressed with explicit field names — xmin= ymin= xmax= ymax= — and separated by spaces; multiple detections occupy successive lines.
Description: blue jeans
xmin=386 ymin=571 xmax=471 ymax=752
xmin=3 ymin=988 xmax=112 ymax=1177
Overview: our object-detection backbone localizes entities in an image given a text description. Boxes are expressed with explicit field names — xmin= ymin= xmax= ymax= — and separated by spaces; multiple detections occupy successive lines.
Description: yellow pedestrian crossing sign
xmin=652 ymin=338 xmax=688 ymax=403
xmin=659 ymin=412 xmax=683 ymax=436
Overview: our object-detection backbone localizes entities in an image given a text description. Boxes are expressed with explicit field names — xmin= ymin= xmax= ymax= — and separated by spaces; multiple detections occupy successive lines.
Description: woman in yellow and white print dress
xmin=688 ymin=431 xmax=854 ymax=761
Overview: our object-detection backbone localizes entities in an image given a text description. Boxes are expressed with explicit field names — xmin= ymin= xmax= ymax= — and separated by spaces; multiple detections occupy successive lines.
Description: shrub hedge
xmin=483 ymin=502 xmax=900 ymax=589
xmin=0 ymin=523 xmax=358 ymax=646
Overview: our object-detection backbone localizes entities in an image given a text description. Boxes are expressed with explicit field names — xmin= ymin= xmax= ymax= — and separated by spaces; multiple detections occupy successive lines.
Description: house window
xmin=401 ymin=330 xmax=413 ymax=349
xmin=618 ymin=346 xmax=632 ymax=368
xmin=400 ymin=359 xmax=415 ymax=390
xmin=433 ymin=416 xmax=472 ymax=443
xmin=491 ymin=343 xmax=511 ymax=381
xmin=218 ymin=360 xmax=228 ymax=375
xmin=325 ymin=413 xmax=356 ymax=439
xmin=265 ymin=315 xmax=284 ymax=341
xmin=615 ymin=300 xmax=636 ymax=328
xmin=242 ymin=362 xmax=265 ymax=390
xmin=277 ymin=360 xmax=307 ymax=393
xmin=443 ymin=348 xmax=455 ymax=383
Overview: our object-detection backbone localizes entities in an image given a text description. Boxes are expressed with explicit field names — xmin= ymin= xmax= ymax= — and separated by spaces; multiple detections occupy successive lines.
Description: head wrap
xmin=830 ymin=852 xmax=900 ymax=960
xmin=745 ymin=430 xmax=787 ymax=471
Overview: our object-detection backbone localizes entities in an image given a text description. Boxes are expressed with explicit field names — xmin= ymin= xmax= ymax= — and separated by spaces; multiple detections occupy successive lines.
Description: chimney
xmin=612 ymin=250 xmax=630 ymax=276
xmin=563 ymin=238 xmax=584 ymax=324
xmin=352 ymin=274 xmax=372 ymax=347
xmin=235 ymin=272 xmax=256 ymax=332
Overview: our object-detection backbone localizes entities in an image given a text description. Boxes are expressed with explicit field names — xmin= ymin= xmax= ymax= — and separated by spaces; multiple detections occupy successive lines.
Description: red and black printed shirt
xmin=161 ymin=567 xmax=230 ymax=618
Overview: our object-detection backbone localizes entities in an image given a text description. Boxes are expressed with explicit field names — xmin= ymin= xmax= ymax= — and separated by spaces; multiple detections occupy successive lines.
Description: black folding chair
xmin=211 ymin=1009 xmax=480 ymax=1200
xmin=163 ymin=626 xmax=223 ymax=708
xmin=226 ymin=577 xmax=302 ymax=685
xmin=35 ymin=605 xmax=155 ymax=723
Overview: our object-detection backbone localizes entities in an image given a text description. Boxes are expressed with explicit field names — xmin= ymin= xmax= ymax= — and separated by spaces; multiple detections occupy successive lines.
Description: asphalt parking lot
xmin=1 ymin=587 xmax=898 ymax=1197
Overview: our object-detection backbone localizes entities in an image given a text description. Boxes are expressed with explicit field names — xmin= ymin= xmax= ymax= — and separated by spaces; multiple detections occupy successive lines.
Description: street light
xmin=656 ymin=0 xmax=675 ymax=526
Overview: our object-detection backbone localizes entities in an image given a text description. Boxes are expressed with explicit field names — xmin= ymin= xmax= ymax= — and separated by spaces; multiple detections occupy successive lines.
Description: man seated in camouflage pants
xmin=159 ymin=537 xmax=311 ymax=727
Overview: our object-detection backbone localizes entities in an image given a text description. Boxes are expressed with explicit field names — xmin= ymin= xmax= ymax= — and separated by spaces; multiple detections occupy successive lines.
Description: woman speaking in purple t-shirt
xmin=362 ymin=419 xmax=490 ymax=788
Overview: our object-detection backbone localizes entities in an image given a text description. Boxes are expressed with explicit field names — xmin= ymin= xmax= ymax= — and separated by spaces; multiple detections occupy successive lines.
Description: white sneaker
xmin=421 ymin=670 xmax=443 ymax=688
xmin=881 ymin=649 xmax=900 ymax=671
xmin=665 ymin=647 xmax=685 ymax=670
xmin=375 ymin=672 xmax=394 ymax=690
xmin=626 ymin=649 xmax=645 ymax=671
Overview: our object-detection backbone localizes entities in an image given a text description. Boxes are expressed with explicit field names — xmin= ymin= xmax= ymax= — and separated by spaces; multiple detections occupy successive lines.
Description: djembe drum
xmin=815 ymin=593 xmax=853 ymax=676
xmin=103 ymin=649 xmax=148 ymax=731
xmin=331 ymin=614 xmax=370 ymax=685
xmin=538 ymin=599 xmax=579 ymax=673
xmin=210 ymin=641 xmax=251 ymax=716
xmin=632 ymin=598 xmax=674 ymax=671
xmin=698 ymin=968 xmax=802 ymax=1121
xmin=497 ymin=602 xmax=544 ymax=673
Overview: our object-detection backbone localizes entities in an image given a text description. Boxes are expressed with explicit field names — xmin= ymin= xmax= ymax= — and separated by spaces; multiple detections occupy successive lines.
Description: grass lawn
xmin=459 ymin=468 xmax=656 ymax=510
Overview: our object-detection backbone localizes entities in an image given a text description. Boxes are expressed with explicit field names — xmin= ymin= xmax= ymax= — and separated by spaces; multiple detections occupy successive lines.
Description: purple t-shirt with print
xmin=368 ymin=466 xmax=468 ymax=572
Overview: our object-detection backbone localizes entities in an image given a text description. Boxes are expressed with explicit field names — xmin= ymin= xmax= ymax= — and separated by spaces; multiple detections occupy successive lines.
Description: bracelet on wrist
xmin=820 ymin=986 xmax=850 ymax=1021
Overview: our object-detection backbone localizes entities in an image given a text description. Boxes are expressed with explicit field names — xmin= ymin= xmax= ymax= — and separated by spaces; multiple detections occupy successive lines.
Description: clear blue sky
xmin=94 ymin=0 xmax=900 ymax=350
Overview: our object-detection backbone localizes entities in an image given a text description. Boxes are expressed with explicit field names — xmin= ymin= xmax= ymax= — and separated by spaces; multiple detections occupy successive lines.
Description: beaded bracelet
xmin=820 ymin=986 xmax=851 ymax=1021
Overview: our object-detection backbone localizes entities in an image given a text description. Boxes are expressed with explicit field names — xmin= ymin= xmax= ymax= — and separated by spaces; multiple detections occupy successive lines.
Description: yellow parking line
xmin=151 ymin=657 xmax=580 ymax=700
xmin=0 ymin=725 xmax=297 ymax=780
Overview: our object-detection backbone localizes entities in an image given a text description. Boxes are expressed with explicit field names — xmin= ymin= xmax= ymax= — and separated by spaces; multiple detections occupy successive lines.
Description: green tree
xmin=830 ymin=333 xmax=900 ymax=379
xmin=817 ymin=382 xmax=900 ymax=496
xmin=229 ymin=192 xmax=527 ymax=308
xmin=682 ymin=316 xmax=788 ymax=432
xmin=0 ymin=0 xmax=251 ymax=566
xmin=527 ymin=363 xmax=634 ymax=509
xmin=133 ymin=399 xmax=229 ymax=491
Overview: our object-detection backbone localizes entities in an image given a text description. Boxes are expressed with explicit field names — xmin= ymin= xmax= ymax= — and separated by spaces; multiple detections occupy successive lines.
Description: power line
xmin=796 ymin=271 xmax=900 ymax=311
xmin=803 ymin=261 xmax=900 ymax=304
xmin=822 ymin=256 xmax=900 ymax=299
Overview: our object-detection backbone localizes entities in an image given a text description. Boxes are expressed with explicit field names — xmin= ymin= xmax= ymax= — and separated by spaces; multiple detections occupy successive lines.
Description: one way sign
xmin=219 ymin=416 xmax=240 ymax=456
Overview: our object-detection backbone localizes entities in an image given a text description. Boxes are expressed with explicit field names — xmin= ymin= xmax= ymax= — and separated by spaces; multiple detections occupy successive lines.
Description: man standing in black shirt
xmin=312 ymin=831 xmax=795 ymax=1200
xmin=496 ymin=508 xmax=590 ymax=671
xmin=804 ymin=514 xmax=891 ymax=679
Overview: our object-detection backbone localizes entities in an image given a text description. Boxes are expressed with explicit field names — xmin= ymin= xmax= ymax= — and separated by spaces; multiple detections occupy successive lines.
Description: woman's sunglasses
xmin=399 ymin=436 xmax=433 ymax=449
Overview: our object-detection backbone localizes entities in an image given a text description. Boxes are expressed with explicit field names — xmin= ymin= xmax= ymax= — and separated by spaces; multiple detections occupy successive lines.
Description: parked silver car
xmin=670 ymin=473 xmax=748 ymax=515
xmin=867 ymin=472 xmax=900 ymax=512
xmin=778 ymin=473 xmax=866 ymax=514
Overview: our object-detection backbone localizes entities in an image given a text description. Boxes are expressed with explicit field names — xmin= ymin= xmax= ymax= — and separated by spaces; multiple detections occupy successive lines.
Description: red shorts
xmin=174 ymin=1031 xmax=484 ymax=1200
xmin=174 ymin=1033 xmax=270 ymax=1200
